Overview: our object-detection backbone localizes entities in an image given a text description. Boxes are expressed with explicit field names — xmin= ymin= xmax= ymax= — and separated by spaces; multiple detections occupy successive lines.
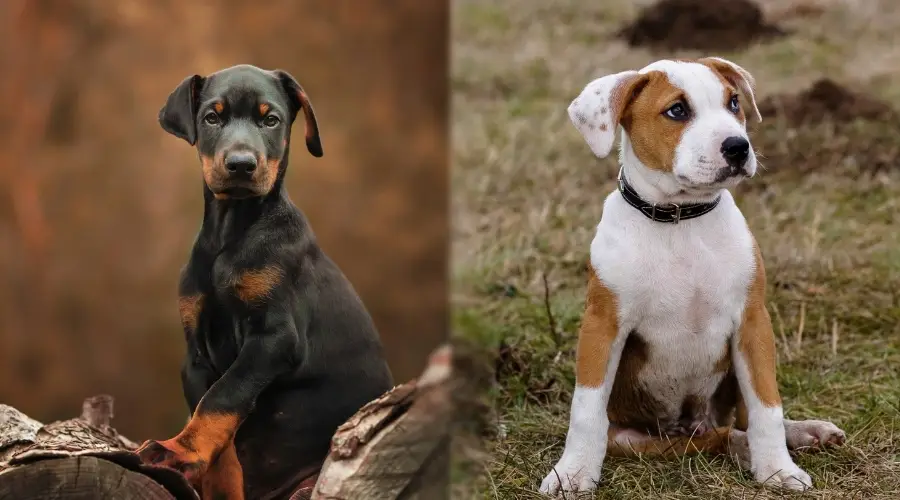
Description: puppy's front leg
xmin=137 ymin=309 xmax=303 ymax=488
xmin=541 ymin=275 xmax=627 ymax=494
xmin=732 ymin=245 xmax=811 ymax=490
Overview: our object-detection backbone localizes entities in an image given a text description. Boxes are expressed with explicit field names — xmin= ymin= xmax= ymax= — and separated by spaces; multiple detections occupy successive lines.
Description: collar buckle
xmin=649 ymin=203 xmax=681 ymax=223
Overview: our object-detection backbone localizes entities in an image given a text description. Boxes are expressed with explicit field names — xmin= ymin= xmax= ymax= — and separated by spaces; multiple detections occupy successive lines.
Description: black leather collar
xmin=617 ymin=168 xmax=721 ymax=224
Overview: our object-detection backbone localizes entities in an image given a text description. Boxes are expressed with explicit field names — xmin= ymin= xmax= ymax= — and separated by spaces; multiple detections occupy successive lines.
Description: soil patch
xmin=618 ymin=0 xmax=785 ymax=52
xmin=758 ymin=78 xmax=896 ymax=125
xmin=748 ymin=82 xmax=900 ymax=185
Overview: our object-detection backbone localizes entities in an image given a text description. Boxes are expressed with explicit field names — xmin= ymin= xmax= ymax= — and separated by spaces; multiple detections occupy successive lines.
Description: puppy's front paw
xmin=785 ymin=419 xmax=846 ymax=450
xmin=539 ymin=453 xmax=602 ymax=495
xmin=136 ymin=438 xmax=208 ymax=484
xmin=754 ymin=460 xmax=812 ymax=491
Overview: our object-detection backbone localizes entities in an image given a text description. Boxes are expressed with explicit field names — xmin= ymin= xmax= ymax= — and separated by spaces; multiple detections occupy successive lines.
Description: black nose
xmin=224 ymin=152 xmax=257 ymax=177
xmin=720 ymin=136 xmax=750 ymax=167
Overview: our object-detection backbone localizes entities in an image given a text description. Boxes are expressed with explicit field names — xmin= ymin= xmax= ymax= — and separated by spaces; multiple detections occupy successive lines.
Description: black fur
xmin=158 ymin=64 xmax=393 ymax=499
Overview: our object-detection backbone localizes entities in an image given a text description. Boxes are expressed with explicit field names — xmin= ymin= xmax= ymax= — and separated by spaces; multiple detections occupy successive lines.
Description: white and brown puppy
xmin=540 ymin=58 xmax=846 ymax=495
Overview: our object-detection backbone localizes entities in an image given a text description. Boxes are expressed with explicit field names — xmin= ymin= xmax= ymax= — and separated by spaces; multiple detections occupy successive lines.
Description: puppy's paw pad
xmin=756 ymin=463 xmax=812 ymax=491
xmin=539 ymin=456 xmax=602 ymax=495
xmin=136 ymin=438 xmax=206 ymax=482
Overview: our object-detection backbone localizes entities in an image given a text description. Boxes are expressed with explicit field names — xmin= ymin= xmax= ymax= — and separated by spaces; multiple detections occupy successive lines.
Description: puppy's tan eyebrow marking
xmin=213 ymin=102 xmax=224 ymax=114
xmin=259 ymin=103 xmax=270 ymax=115
xmin=661 ymin=92 xmax=686 ymax=108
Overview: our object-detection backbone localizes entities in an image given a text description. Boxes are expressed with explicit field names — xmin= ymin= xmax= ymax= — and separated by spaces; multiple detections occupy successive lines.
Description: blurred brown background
xmin=0 ymin=0 xmax=448 ymax=439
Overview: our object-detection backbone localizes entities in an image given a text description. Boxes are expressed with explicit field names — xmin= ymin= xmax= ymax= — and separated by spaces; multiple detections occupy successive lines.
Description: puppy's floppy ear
xmin=274 ymin=69 xmax=323 ymax=158
xmin=159 ymin=75 xmax=205 ymax=145
xmin=568 ymin=70 xmax=650 ymax=158
xmin=698 ymin=57 xmax=762 ymax=123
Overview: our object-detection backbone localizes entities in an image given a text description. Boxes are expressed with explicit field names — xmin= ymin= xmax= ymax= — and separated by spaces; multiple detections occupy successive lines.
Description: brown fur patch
xmin=200 ymin=154 xmax=219 ymax=188
xmin=575 ymin=269 xmax=620 ymax=387
xmin=608 ymin=72 xmax=651 ymax=131
xmin=608 ymin=426 xmax=732 ymax=458
xmin=178 ymin=294 xmax=204 ymax=334
xmin=175 ymin=411 xmax=241 ymax=466
xmin=136 ymin=437 xmax=206 ymax=484
xmin=737 ymin=240 xmax=781 ymax=407
xmin=297 ymin=90 xmax=319 ymax=143
xmin=697 ymin=58 xmax=759 ymax=122
xmin=259 ymin=103 xmax=270 ymax=115
xmin=710 ymin=371 xmax=739 ymax=427
xmin=213 ymin=102 xmax=224 ymax=114
xmin=608 ymin=332 xmax=735 ymax=432
xmin=735 ymin=394 xmax=749 ymax=430
xmin=607 ymin=334 xmax=669 ymax=429
xmin=714 ymin=341 xmax=731 ymax=373
xmin=620 ymin=71 xmax=689 ymax=172
xmin=234 ymin=265 xmax=284 ymax=303
xmin=201 ymin=153 xmax=231 ymax=198
xmin=696 ymin=60 xmax=747 ymax=125
xmin=260 ymin=157 xmax=280 ymax=194
xmin=201 ymin=441 xmax=244 ymax=500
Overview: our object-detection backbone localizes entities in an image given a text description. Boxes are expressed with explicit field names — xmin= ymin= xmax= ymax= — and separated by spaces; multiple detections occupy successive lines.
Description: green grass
xmin=451 ymin=0 xmax=900 ymax=498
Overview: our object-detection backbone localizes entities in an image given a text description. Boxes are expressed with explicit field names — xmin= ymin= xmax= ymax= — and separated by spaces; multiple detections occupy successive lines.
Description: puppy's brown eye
xmin=729 ymin=95 xmax=740 ymax=114
xmin=204 ymin=113 xmax=220 ymax=126
xmin=263 ymin=115 xmax=280 ymax=127
xmin=664 ymin=102 xmax=690 ymax=121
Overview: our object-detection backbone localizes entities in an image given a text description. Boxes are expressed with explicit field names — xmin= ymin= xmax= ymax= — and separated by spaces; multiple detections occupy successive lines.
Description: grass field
xmin=451 ymin=0 xmax=900 ymax=498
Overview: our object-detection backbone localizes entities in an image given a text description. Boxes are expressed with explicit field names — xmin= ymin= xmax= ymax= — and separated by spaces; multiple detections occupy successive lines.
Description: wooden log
xmin=309 ymin=342 xmax=490 ymax=500
xmin=0 ymin=396 xmax=197 ymax=500
xmin=0 ymin=456 xmax=186 ymax=500
xmin=0 ymin=343 xmax=490 ymax=499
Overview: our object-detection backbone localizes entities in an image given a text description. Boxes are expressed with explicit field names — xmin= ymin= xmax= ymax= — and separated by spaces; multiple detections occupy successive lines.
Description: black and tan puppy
xmin=136 ymin=64 xmax=394 ymax=500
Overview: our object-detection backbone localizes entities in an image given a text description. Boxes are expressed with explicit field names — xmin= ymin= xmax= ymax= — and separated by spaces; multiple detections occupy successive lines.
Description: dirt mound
xmin=758 ymin=79 xmax=896 ymax=125
xmin=618 ymin=0 xmax=784 ymax=51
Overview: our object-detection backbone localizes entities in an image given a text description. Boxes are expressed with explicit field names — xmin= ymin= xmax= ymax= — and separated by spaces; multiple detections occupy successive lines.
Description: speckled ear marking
xmin=568 ymin=70 xmax=649 ymax=158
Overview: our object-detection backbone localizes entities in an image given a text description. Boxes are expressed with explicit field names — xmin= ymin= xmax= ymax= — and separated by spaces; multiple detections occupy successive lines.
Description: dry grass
xmin=450 ymin=0 xmax=900 ymax=498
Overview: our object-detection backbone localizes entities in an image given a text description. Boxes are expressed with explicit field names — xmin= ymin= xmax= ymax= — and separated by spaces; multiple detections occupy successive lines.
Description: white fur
xmin=733 ymin=346 xmax=811 ymax=489
xmin=543 ymin=58 xmax=810 ymax=494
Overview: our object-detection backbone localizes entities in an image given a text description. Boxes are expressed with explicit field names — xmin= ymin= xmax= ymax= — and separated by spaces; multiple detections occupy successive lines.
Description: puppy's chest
xmin=626 ymin=253 xmax=743 ymax=343
xmin=593 ymin=202 xmax=756 ymax=386
xmin=594 ymin=213 xmax=756 ymax=423
xmin=178 ymin=255 xmax=259 ymax=369
xmin=598 ymin=224 xmax=753 ymax=342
